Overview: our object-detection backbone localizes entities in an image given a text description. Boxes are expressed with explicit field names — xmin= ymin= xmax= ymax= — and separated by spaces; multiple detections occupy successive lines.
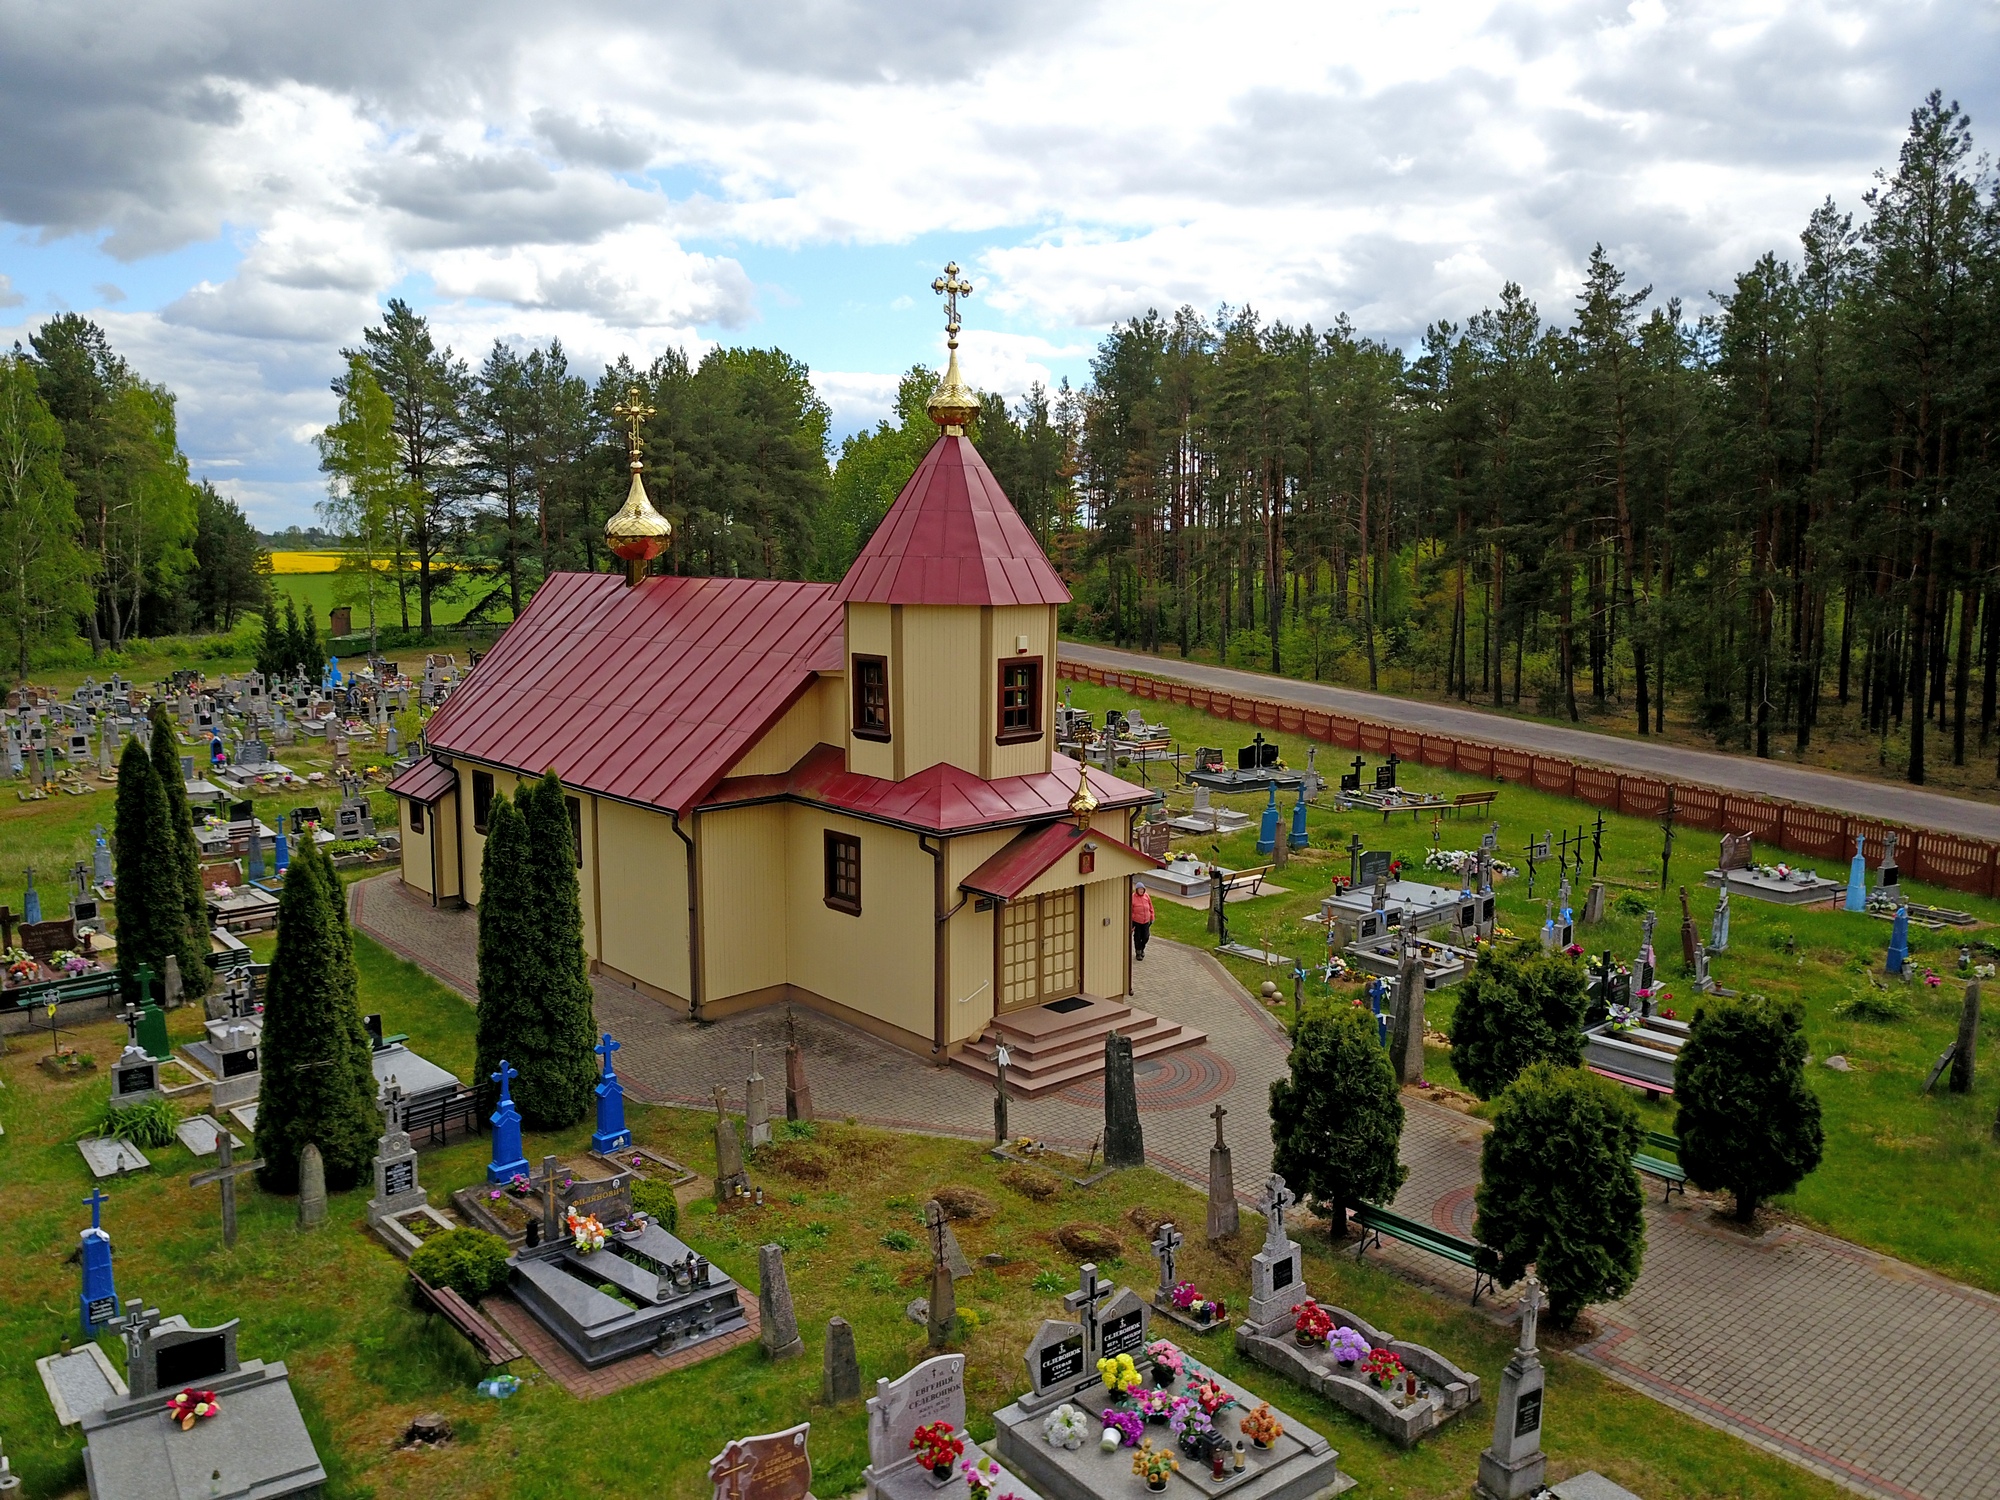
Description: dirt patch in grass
xmin=1000 ymin=1164 xmax=1061 ymax=1201
xmin=930 ymin=1184 xmax=995 ymax=1221
xmin=1055 ymin=1222 xmax=1123 ymax=1259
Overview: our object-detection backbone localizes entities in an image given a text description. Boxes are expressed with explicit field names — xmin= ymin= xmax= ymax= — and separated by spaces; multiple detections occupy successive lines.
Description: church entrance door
xmin=997 ymin=887 xmax=1081 ymax=1012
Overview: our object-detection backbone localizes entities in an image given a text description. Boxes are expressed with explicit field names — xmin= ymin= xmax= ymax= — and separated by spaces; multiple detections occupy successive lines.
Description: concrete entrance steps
xmin=952 ymin=994 xmax=1207 ymax=1099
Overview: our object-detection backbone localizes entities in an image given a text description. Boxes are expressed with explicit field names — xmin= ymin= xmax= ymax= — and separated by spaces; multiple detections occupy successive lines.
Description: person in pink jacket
xmin=1131 ymin=883 xmax=1156 ymax=962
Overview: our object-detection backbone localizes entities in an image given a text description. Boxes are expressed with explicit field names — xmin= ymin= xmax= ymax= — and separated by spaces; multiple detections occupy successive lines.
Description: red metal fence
xmin=1061 ymin=660 xmax=2000 ymax=901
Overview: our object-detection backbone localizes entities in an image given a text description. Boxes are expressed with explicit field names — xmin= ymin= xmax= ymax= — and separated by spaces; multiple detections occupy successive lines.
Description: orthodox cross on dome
xmin=932 ymin=261 xmax=974 ymax=348
xmin=611 ymin=384 xmax=656 ymax=472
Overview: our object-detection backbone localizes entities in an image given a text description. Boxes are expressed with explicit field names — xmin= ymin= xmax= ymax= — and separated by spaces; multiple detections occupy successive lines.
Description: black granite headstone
xmin=1102 ymin=1032 xmax=1144 ymax=1170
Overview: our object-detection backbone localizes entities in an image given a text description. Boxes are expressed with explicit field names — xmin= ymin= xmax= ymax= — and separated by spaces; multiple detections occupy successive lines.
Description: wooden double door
xmin=998 ymin=888 xmax=1081 ymax=1012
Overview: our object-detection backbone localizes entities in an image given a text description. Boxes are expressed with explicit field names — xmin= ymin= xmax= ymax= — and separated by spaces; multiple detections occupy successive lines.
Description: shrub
xmin=94 ymin=1097 xmax=178 ymax=1148
xmin=410 ymin=1228 xmax=513 ymax=1299
xmin=1474 ymin=1063 xmax=1646 ymax=1327
xmin=1269 ymin=1003 xmax=1407 ymax=1236
xmin=880 ymin=1228 xmax=917 ymax=1252
xmin=1675 ymin=993 xmax=1824 ymax=1223
xmin=1447 ymin=947 xmax=1587 ymax=1100
xmin=630 ymin=1179 xmax=678 ymax=1235
xmin=1836 ymin=987 xmax=1909 ymax=1023
xmin=1613 ymin=890 xmax=1650 ymax=916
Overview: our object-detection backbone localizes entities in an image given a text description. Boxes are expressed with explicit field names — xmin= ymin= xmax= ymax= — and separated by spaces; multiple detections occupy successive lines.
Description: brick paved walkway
xmin=353 ymin=874 xmax=2000 ymax=1500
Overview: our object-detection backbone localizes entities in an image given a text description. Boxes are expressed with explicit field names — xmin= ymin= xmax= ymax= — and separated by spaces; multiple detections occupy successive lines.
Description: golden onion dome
xmin=606 ymin=384 xmax=672 ymax=583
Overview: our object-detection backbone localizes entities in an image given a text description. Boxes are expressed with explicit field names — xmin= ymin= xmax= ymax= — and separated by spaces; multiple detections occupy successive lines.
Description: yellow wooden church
xmin=389 ymin=282 xmax=1197 ymax=1090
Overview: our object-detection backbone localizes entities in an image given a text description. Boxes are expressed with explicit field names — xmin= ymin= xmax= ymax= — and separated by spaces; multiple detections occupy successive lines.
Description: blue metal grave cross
xmin=83 ymin=1186 xmax=108 ymax=1230
xmin=595 ymin=1033 xmax=621 ymax=1078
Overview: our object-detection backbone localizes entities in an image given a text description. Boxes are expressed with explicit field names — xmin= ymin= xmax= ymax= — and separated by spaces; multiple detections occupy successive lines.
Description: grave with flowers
xmin=991 ymin=1260 xmax=1349 ymax=1500
xmin=861 ymin=1353 xmax=1046 ymax=1500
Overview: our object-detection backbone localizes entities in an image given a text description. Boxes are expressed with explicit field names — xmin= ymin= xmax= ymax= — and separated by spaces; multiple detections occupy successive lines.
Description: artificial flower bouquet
xmin=1169 ymin=1280 xmax=1226 ymax=1322
xmin=1328 ymin=1325 xmax=1369 ymax=1364
xmin=1131 ymin=1440 xmax=1179 ymax=1488
xmin=1042 ymin=1403 xmax=1088 ymax=1450
xmin=1240 ymin=1403 xmax=1283 ymax=1448
xmin=910 ymin=1420 xmax=964 ymax=1473
xmin=1100 ymin=1408 xmax=1144 ymax=1448
xmin=1097 ymin=1352 xmax=1141 ymax=1397
xmin=565 ymin=1207 xmax=607 ymax=1253
xmin=1291 ymin=1298 xmax=1333 ymax=1344
xmin=1146 ymin=1339 xmax=1184 ymax=1381
xmin=1359 ymin=1346 xmax=1406 ymax=1391
xmin=961 ymin=1454 xmax=1002 ymax=1500
xmin=1186 ymin=1375 xmax=1232 ymax=1417
xmin=1133 ymin=1387 xmax=1173 ymax=1420
xmin=165 ymin=1388 xmax=220 ymax=1429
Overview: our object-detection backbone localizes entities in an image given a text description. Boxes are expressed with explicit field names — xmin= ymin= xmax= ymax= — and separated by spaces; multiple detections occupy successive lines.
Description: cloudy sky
xmin=2 ymin=0 xmax=1994 ymax=528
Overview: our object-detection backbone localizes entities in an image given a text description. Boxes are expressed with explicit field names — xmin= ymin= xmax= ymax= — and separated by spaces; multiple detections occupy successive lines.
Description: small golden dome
xmin=1069 ymin=767 xmax=1099 ymax=828
xmin=606 ymin=384 xmax=671 ymax=583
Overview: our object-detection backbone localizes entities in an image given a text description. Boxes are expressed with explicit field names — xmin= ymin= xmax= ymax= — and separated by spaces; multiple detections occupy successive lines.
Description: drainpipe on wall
xmin=672 ymin=810 xmax=702 ymax=1021
xmin=921 ymin=835 xmax=951 ymax=1057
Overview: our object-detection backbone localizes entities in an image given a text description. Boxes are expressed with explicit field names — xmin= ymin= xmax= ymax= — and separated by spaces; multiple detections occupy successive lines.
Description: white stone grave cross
xmin=1063 ymin=1262 xmax=1115 ymax=1360
xmin=1258 ymin=1173 xmax=1296 ymax=1256
xmin=1149 ymin=1221 xmax=1184 ymax=1298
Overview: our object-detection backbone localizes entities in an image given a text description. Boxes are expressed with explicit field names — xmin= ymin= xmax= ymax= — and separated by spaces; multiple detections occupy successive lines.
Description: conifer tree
xmin=515 ymin=772 xmax=596 ymax=1126
xmin=281 ymin=594 xmax=304 ymax=677
xmin=257 ymin=603 xmax=286 ymax=681
xmin=1447 ymin=947 xmax=1587 ymax=1099
xmin=1269 ymin=1003 xmax=1407 ymax=1238
xmin=255 ymin=840 xmax=378 ymax=1192
xmin=1675 ymin=993 xmax=1824 ymax=1222
xmin=111 ymin=736 xmax=180 ymax=1009
xmin=148 ymin=706 xmax=209 ymax=998
xmin=302 ymin=601 xmax=323 ymax=676
xmin=1475 ymin=1063 xmax=1646 ymax=1327
xmin=473 ymin=795 xmax=535 ymax=1116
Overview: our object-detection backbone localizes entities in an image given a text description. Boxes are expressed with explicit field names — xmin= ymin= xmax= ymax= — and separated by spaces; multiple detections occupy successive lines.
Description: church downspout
xmin=672 ymin=810 xmax=702 ymax=1020
xmin=921 ymin=835 xmax=949 ymax=1056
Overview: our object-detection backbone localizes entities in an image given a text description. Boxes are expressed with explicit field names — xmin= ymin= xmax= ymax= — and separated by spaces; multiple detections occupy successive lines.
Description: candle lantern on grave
xmin=604 ymin=384 xmax=673 ymax=587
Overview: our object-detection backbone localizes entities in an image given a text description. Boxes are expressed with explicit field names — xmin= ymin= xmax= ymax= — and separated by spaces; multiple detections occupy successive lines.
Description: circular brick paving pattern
xmin=1054 ymin=1047 xmax=1236 ymax=1110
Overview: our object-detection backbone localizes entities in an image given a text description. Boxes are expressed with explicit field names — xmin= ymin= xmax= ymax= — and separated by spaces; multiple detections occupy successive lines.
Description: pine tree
xmin=111 ymin=737 xmax=180 ymax=1009
xmin=255 ymin=840 xmax=378 ymax=1192
xmin=148 ymin=706 xmax=210 ymax=999
xmin=1447 ymin=947 xmax=1587 ymax=1099
xmin=1474 ymin=1063 xmax=1646 ymax=1327
xmin=1269 ymin=1004 xmax=1407 ymax=1238
xmin=1675 ymin=994 xmax=1825 ymax=1222
xmin=519 ymin=772 xmax=596 ymax=1126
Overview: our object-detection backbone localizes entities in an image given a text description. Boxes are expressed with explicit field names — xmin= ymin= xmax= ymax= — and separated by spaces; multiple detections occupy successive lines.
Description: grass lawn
xmin=271 ymin=573 xmax=510 ymax=633
xmin=1063 ymin=682 xmax=2000 ymax=1293
xmin=0 ymin=935 xmax=1848 ymax=1500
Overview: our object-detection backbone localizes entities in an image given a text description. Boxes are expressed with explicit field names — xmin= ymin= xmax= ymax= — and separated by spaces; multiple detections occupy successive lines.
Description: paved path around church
xmin=354 ymin=874 xmax=2000 ymax=1500
xmin=1060 ymin=641 xmax=2000 ymax=842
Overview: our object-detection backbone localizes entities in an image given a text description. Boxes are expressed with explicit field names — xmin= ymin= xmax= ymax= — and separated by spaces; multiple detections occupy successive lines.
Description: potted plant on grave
xmin=1187 ymin=1375 xmax=1232 ymax=1418
xmin=960 ymin=1454 xmax=1002 ymax=1500
xmin=1096 ymin=1352 xmax=1141 ymax=1401
xmin=1291 ymin=1299 xmax=1333 ymax=1348
xmin=1359 ymin=1346 xmax=1406 ymax=1392
xmin=1100 ymin=1408 xmax=1143 ymax=1451
xmin=1328 ymin=1325 xmax=1369 ymax=1368
xmin=1133 ymin=1388 xmax=1172 ymax=1423
xmin=1169 ymin=1399 xmax=1215 ymax=1460
xmin=566 ymin=1207 xmax=607 ymax=1253
xmin=911 ymin=1421 xmax=964 ymax=1480
xmin=1147 ymin=1340 xmax=1184 ymax=1385
xmin=1131 ymin=1440 xmax=1179 ymax=1492
xmin=1240 ymin=1404 xmax=1283 ymax=1450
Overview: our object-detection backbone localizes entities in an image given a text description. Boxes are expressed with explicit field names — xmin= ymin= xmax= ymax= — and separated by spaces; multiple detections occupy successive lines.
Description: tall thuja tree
xmin=256 ymin=602 xmax=287 ymax=681
xmin=1674 ymin=993 xmax=1824 ymax=1222
xmin=1269 ymin=1003 xmax=1407 ymax=1238
xmin=111 ymin=737 xmax=180 ymax=1008
xmin=255 ymin=840 xmax=378 ymax=1192
xmin=148 ymin=706 xmax=210 ymax=999
xmin=473 ymin=795 xmax=536 ymax=1116
xmin=520 ymin=771 xmax=597 ymax=1126
xmin=280 ymin=594 xmax=305 ymax=679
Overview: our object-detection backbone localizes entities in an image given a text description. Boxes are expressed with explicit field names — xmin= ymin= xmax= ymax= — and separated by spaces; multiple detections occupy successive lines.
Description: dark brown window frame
xmin=996 ymin=655 xmax=1044 ymax=743
xmin=824 ymin=830 xmax=861 ymax=914
xmin=851 ymin=654 xmax=891 ymax=741
xmin=409 ymin=801 xmax=425 ymax=834
xmin=567 ymin=795 xmax=584 ymax=868
xmin=472 ymin=770 xmax=495 ymax=833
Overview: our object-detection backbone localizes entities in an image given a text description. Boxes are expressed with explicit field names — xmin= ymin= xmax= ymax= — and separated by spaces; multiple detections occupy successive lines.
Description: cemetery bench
xmin=1352 ymin=1204 xmax=1498 ymax=1304
xmin=1446 ymin=791 xmax=1498 ymax=818
xmin=8 ymin=967 xmax=120 ymax=1014
xmin=1632 ymin=1130 xmax=1687 ymax=1201
xmin=403 ymin=1087 xmax=482 ymax=1148
xmin=410 ymin=1273 xmax=522 ymax=1365
xmin=1218 ymin=866 xmax=1272 ymax=900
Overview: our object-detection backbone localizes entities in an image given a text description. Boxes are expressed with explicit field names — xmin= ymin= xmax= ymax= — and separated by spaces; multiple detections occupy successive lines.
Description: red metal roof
xmin=386 ymin=754 xmax=455 ymax=804
xmin=832 ymin=433 xmax=1070 ymax=607
xmin=420 ymin=572 xmax=843 ymax=815
xmin=703 ymin=744 xmax=1152 ymax=836
xmin=960 ymin=821 xmax=1161 ymax=901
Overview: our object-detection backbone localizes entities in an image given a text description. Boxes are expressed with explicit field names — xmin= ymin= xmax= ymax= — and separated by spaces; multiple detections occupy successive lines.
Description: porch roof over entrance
xmin=959 ymin=819 xmax=1160 ymax=902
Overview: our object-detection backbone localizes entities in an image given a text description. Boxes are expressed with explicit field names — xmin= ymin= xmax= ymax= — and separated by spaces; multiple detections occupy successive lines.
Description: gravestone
xmin=1206 ymin=1103 xmax=1239 ymax=1239
xmin=708 ymin=1423 xmax=813 ymax=1500
xmin=77 ymin=1137 xmax=150 ymax=1178
xmin=1247 ymin=1174 xmax=1303 ymax=1326
xmin=1391 ymin=938 xmax=1426 ymax=1084
xmin=486 ymin=1060 xmax=529 ymax=1184
xmin=864 ymin=1353 xmax=967 ymax=1497
xmin=161 ymin=954 xmax=182 ymax=1010
xmin=1878 ymin=831 xmax=1900 ymax=893
xmin=173 ymin=1115 xmax=242 ymax=1159
xmin=1582 ymin=880 xmax=1606 ymax=925
xmin=78 ymin=1186 xmax=119 ymax=1336
xmin=714 ymin=1086 xmax=748 ymax=1201
xmin=822 ymin=1317 xmax=861 ymax=1404
xmin=1950 ymin=981 xmax=1981 ymax=1095
xmin=1101 ymin=1031 xmax=1144 ymax=1169
xmin=1710 ymin=886 xmax=1730 ymax=953
xmin=296 ymin=1144 xmax=327 ymax=1229
xmin=924 ymin=1200 xmax=956 ymax=1349
xmin=590 ymin=1032 xmax=632 ymax=1152
xmin=1095 ymin=1285 xmax=1150 ymax=1360
xmin=1477 ymin=1274 xmax=1547 ymax=1499
xmin=1022 ymin=1319 xmax=1087 ymax=1400
xmin=758 ymin=1244 xmax=804 ymax=1361
xmin=109 ymin=1045 xmax=161 ymax=1108
xmin=745 ymin=1044 xmax=772 ymax=1149
xmin=1149 ymin=1220 xmax=1184 ymax=1304
xmin=784 ymin=1010 xmax=814 ymax=1123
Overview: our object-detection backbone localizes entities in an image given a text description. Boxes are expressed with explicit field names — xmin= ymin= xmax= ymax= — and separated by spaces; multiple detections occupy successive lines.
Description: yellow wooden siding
xmin=434 ymin=790 xmax=460 ymax=900
xmin=945 ymin=826 xmax=1013 ymax=1044
xmin=815 ymin=672 xmax=846 ymax=746
xmin=786 ymin=806 xmax=932 ymax=1042
xmin=1006 ymin=838 xmax=1155 ymax=903
xmin=1082 ymin=877 xmax=1126 ymax=997
xmin=844 ymin=604 xmax=893 ymax=780
xmin=454 ymin=764 xmax=520 ymax=908
xmin=987 ymin=603 xmax=1059 ymax=780
xmin=598 ymin=798 xmax=689 ymax=999
xmin=729 ymin=688 xmax=826 ymax=777
xmin=574 ymin=792 xmax=599 ymax=960
xmin=698 ymin=803 xmax=789 ymax=1000
xmin=898 ymin=605 xmax=982 ymax=776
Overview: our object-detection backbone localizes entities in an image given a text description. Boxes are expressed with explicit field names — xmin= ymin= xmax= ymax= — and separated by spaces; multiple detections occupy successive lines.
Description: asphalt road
xmin=1060 ymin=641 xmax=2000 ymax=843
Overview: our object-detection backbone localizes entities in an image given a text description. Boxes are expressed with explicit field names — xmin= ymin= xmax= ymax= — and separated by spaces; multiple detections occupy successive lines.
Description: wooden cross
xmin=536 ymin=1154 xmax=566 ymax=1239
xmin=1150 ymin=1221 xmax=1184 ymax=1295
xmin=925 ymin=1199 xmax=950 ymax=1268
xmin=1063 ymin=1262 xmax=1115 ymax=1358
xmin=1659 ymin=786 xmax=1676 ymax=890
xmin=188 ymin=1132 xmax=264 ymax=1248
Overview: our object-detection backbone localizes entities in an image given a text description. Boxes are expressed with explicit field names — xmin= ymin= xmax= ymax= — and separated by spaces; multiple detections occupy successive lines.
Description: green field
xmin=270 ymin=572 xmax=510 ymax=633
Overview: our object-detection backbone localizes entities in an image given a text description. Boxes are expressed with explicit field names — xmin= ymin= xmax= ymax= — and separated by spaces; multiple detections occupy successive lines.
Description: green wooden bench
xmin=1352 ymin=1203 xmax=1498 ymax=1304
xmin=1633 ymin=1130 xmax=1687 ymax=1201
xmin=7 ymin=969 xmax=120 ymax=1013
